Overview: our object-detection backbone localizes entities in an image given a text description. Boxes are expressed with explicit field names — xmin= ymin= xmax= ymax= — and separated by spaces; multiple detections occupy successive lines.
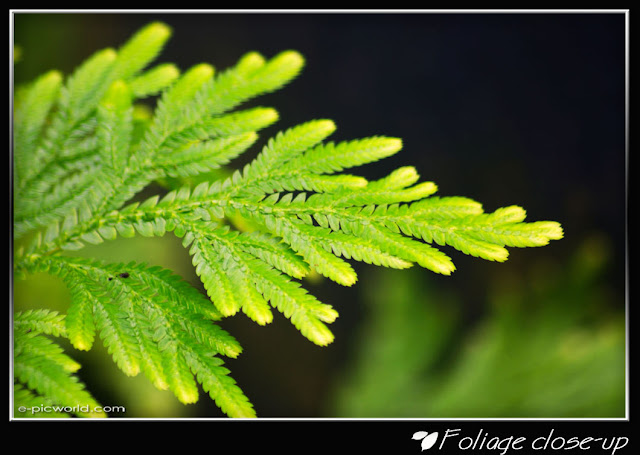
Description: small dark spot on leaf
xmin=119 ymin=272 xmax=130 ymax=279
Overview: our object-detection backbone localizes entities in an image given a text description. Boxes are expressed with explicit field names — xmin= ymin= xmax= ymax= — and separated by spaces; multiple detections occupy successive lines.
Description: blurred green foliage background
xmin=12 ymin=12 xmax=626 ymax=418
xmin=331 ymin=234 xmax=625 ymax=417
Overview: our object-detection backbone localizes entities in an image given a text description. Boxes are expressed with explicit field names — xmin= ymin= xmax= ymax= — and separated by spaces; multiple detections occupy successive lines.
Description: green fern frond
xmin=14 ymin=309 xmax=67 ymax=338
xmin=35 ymin=256 xmax=252 ymax=415
xmin=96 ymin=80 xmax=133 ymax=170
xmin=129 ymin=63 xmax=180 ymax=97
xmin=110 ymin=22 xmax=172 ymax=81
xmin=13 ymin=384 xmax=69 ymax=418
xmin=13 ymin=22 xmax=563 ymax=418
xmin=241 ymin=119 xmax=336 ymax=181
xmin=234 ymin=231 xmax=311 ymax=279
xmin=177 ymin=223 xmax=338 ymax=344
xmin=282 ymin=136 xmax=404 ymax=175
xmin=14 ymin=311 xmax=105 ymax=418
xmin=13 ymin=70 xmax=62 ymax=182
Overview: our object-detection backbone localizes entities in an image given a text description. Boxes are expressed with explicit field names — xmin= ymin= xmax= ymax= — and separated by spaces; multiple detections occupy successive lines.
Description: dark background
xmin=12 ymin=11 xmax=627 ymax=418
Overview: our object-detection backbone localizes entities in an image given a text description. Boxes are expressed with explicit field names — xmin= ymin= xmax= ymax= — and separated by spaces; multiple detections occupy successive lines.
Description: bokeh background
xmin=12 ymin=11 xmax=627 ymax=418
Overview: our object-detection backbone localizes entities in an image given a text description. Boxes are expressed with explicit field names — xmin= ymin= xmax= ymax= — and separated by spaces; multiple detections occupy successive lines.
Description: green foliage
xmin=331 ymin=236 xmax=625 ymax=418
xmin=14 ymin=310 xmax=106 ymax=418
xmin=12 ymin=22 xmax=563 ymax=417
